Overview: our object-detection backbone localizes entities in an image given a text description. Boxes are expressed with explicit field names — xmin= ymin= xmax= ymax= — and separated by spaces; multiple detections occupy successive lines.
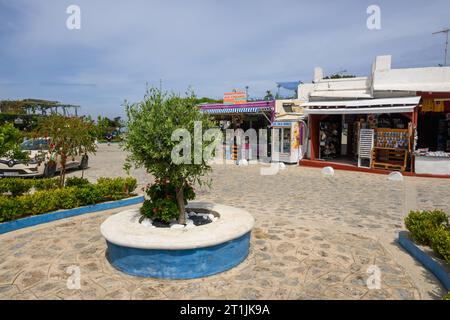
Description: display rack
xmin=371 ymin=128 xmax=409 ymax=172
xmin=358 ymin=129 xmax=374 ymax=168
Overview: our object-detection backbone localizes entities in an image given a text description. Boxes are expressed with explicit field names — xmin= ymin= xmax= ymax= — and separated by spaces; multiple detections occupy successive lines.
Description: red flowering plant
xmin=139 ymin=179 xmax=195 ymax=223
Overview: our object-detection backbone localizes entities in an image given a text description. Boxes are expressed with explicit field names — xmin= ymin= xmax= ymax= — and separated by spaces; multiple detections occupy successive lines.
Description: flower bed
xmin=404 ymin=209 xmax=450 ymax=264
xmin=0 ymin=177 xmax=137 ymax=222
xmin=402 ymin=209 xmax=450 ymax=296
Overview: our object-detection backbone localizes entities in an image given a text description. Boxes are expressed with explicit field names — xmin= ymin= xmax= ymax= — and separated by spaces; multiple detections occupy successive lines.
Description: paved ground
xmin=0 ymin=144 xmax=449 ymax=299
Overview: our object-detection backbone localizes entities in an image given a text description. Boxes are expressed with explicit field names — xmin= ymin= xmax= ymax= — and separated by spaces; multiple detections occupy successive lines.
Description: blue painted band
xmin=0 ymin=196 xmax=144 ymax=235
xmin=398 ymin=231 xmax=450 ymax=291
xmin=106 ymin=231 xmax=251 ymax=279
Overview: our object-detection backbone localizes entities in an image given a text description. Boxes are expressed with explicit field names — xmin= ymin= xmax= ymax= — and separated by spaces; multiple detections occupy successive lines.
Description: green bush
xmin=97 ymin=177 xmax=137 ymax=200
xmin=444 ymin=292 xmax=450 ymax=300
xmin=140 ymin=181 xmax=195 ymax=223
xmin=405 ymin=209 xmax=450 ymax=265
xmin=430 ymin=226 xmax=450 ymax=264
xmin=0 ymin=178 xmax=33 ymax=197
xmin=65 ymin=177 xmax=91 ymax=188
xmin=404 ymin=210 xmax=449 ymax=246
xmin=33 ymin=178 xmax=59 ymax=191
xmin=0 ymin=176 xmax=138 ymax=222
xmin=72 ymin=185 xmax=102 ymax=205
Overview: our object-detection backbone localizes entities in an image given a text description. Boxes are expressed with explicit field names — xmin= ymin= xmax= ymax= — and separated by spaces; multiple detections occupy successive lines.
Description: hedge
xmin=405 ymin=210 xmax=450 ymax=264
xmin=0 ymin=178 xmax=59 ymax=196
xmin=0 ymin=177 xmax=137 ymax=222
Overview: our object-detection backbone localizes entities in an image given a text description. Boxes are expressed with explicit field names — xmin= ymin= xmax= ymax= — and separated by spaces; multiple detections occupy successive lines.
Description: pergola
xmin=0 ymin=99 xmax=80 ymax=116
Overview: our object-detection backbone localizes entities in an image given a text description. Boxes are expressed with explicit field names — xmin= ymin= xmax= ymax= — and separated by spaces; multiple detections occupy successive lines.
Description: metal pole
xmin=433 ymin=28 xmax=449 ymax=66
xmin=445 ymin=30 xmax=448 ymax=66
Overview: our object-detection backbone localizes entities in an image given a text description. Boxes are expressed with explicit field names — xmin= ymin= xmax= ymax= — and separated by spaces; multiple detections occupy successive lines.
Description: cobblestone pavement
xmin=0 ymin=144 xmax=449 ymax=300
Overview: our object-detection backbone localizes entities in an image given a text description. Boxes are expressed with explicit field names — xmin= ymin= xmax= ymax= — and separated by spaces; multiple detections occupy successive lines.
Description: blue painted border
xmin=0 ymin=195 xmax=144 ymax=235
xmin=106 ymin=231 xmax=251 ymax=279
xmin=398 ymin=231 xmax=450 ymax=291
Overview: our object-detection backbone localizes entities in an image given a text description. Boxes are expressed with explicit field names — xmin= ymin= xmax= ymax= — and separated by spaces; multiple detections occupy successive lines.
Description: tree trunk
xmin=176 ymin=185 xmax=186 ymax=225
xmin=59 ymin=157 xmax=67 ymax=188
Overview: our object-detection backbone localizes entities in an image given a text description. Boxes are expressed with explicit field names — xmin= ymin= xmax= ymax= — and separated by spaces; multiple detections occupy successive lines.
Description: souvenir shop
xmin=414 ymin=92 xmax=450 ymax=175
xmin=304 ymin=97 xmax=421 ymax=172
xmin=199 ymin=100 xmax=275 ymax=161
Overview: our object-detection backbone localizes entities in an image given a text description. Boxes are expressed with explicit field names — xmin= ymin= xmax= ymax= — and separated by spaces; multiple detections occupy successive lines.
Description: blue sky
xmin=0 ymin=0 xmax=449 ymax=118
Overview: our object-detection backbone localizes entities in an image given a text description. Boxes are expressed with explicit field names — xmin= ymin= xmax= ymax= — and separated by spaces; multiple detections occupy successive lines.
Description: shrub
xmin=33 ymin=178 xmax=60 ymax=191
xmin=0 ymin=178 xmax=33 ymax=197
xmin=140 ymin=180 xmax=195 ymax=223
xmin=73 ymin=185 xmax=102 ymax=205
xmin=65 ymin=177 xmax=91 ymax=188
xmin=97 ymin=177 xmax=137 ymax=200
xmin=404 ymin=210 xmax=449 ymax=246
xmin=0 ymin=196 xmax=23 ymax=222
xmin=430 ymin=226 xmax=450 ymax=264
xmin=444 ymin=292 xmax=450 ymax=300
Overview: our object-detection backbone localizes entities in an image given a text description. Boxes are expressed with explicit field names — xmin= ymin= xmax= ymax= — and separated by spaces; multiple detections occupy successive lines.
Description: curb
xmin=0 ymin=195 xmax=144 ymax=235
xmin=398 ymin=231 xmax=450 ymax=291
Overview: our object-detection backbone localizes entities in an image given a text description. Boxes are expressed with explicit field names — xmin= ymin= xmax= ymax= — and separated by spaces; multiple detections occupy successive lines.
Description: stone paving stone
xmin=0 ymin=145 xmax=449 ymax=300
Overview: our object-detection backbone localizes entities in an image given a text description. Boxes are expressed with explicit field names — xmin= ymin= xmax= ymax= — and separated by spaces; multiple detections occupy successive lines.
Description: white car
xmin=0 ymin=138 xmax=89 ymax=178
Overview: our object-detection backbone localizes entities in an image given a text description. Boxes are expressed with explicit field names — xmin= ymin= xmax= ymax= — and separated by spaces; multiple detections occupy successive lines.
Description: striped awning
xmin=201 ymin=107 xmax=272 ymax=114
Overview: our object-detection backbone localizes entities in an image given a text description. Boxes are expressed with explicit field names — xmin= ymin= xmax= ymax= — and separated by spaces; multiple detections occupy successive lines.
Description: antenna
xmin=433 ymin=28 xmax=449 ymax=66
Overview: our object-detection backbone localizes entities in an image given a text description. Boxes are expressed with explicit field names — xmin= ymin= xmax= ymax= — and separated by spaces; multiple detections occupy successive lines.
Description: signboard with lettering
xmin=223 ymin=90 xmax=247 ymax=105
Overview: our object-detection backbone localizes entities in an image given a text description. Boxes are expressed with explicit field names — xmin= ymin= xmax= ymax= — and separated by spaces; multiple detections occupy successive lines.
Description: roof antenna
xmin=432 ymin=28 xmax=449 ymax=66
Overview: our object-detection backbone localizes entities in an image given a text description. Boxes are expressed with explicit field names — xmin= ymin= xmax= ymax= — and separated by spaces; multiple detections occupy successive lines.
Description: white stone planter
xmin=101 ymin=202 xmax=255 ymax=279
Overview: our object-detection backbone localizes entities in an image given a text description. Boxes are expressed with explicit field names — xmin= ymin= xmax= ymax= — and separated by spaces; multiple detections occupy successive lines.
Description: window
xmin=282 ymin=104 xmax=294 ymax=113
xmin=282 ymin=128 xmax=291 ymax=153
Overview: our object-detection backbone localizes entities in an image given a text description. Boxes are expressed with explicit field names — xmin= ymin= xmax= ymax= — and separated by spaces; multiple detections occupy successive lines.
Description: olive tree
xmin=36 ymin=115 xmax=97 ymax=187
xmin=123 ymin=87 xmax=218 ymax=224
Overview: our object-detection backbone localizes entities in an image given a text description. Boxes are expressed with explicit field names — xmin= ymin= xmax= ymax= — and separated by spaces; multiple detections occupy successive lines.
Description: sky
xmin=0 ymin=0 xmax=449 ymax=118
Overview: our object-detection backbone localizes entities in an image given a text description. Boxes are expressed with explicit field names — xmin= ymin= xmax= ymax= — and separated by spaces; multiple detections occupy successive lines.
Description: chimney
xmin=373 ymin=55 xmax=392 ymax=72
xmin=314 ymin=67 xmax=324 ymax=82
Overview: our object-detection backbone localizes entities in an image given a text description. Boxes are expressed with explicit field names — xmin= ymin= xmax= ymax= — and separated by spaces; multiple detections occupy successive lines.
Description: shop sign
xmin=224 ymin=90 xmax=247 ymax=105
xmin=422 ymin=99 xmax=445 ymax=112
xmin=272 ymin=122 xmax=292 ymax=127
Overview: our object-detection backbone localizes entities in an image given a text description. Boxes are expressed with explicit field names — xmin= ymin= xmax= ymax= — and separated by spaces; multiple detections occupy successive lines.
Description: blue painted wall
xmin=106 ymin=231 xmax=252 ymax=279
xmin=398 ymin=231 xmax=450 ymax=291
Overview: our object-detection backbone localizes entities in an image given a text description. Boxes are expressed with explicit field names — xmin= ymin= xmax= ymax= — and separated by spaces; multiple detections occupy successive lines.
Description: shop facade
xmin=304 ymin=97 xmax=420 ymax=172
xmin=298 ymin=55 xmax=450 ymax=176
xmin=199 ymin=100 xmax=275 ymax=161
xmin=414 ymin=92 xmax=450 ymax=175
xmin=270 ymin=99 xmax=307 ymax=163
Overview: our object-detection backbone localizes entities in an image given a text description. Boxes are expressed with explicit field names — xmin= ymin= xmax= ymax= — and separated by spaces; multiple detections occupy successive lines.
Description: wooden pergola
xmin=0 ymin=99 xmax=80 ymax=116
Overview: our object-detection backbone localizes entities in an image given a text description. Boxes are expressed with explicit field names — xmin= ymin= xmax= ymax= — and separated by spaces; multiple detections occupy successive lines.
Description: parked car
xmin=0 ymin=138 xmax=89 ymax=178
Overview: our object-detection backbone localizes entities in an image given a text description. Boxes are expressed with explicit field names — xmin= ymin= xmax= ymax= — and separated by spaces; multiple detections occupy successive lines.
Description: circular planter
xmin=100 ymin=202 xmax=255 ymax=279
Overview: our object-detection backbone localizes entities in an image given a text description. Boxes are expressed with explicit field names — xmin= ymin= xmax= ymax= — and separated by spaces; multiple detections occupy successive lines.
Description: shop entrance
xmin=317 ymin=113 xmax=411 ymax=166
xmin=417 ymin=111 xmax=449 ymax=152
xmin=214 ymin=112 xmax=272 ymax=161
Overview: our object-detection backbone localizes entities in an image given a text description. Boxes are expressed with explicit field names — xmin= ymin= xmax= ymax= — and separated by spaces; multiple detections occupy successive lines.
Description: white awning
xmin=303 ymin=96 xmax=420 ymax=115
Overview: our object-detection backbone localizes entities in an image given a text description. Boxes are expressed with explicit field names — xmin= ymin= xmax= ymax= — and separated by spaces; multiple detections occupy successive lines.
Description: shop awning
xmin=201 ymin=106 xmax=272 ymax=114
xmin=303 ymin=96 xmax=420 ymax=115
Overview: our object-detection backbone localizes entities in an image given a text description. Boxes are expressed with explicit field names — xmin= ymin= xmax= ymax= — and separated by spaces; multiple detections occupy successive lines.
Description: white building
xmin=299 ymin=55 xmax=450 ymax=176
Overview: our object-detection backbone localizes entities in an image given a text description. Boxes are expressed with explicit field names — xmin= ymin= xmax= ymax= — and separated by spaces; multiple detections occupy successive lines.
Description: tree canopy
xmin=0 ymin=123 xmax=27 ymax=161
xmin=123 ymin=87 xmax=217 ymax=224
xmin=36 ymin=115 xmax=97 ymax=186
